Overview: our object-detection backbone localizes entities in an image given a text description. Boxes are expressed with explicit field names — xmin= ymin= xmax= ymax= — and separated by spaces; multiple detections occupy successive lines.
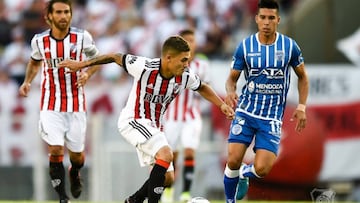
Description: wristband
xmin=296 ymin=104 xmax=306 ymax=112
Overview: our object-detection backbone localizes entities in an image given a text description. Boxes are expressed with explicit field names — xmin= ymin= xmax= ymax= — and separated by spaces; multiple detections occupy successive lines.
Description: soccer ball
xmin=187 ymin=197 xmax=210 ymax=203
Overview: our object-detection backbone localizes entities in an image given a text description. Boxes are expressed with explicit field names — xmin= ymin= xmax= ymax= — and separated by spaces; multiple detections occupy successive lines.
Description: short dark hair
xmin=179 ymin=29 xmax=195 ymax=37
xmin=258 ymin=0 xmax=280 ymax=11
xmin=162 ymin=36 xmax=190 ymax=56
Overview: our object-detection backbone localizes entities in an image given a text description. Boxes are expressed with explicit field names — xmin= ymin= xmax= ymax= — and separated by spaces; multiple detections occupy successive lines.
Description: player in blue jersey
xmin=222 ymin=0 xmax=309 ymax=202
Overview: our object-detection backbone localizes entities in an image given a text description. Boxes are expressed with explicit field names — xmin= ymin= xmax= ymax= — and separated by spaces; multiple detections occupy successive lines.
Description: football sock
xmin=49 ymin=155 xmax=68 ymax=199
xmin=240 ymin=164 xmax=261 ymax=178
xmin=133 ymin=179 xmax=149 ymax=200
xmin=148 ymin=159 xmax=169 ymax=203
xmin=223 ymin=164 xmax=239 ymax=203
xmin=183 ymin=157 xmax=195 ymax=192
xmin=70 ymin=158 xmax=84 ymax=177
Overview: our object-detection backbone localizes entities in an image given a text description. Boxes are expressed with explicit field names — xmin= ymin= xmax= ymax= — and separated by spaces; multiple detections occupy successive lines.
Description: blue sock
xmin=224 ymin=175 xmax=238 ymax=203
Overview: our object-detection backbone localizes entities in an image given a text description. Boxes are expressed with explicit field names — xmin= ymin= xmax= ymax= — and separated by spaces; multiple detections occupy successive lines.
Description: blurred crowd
xmin=0 ymin=0 xmax=298 ymax=86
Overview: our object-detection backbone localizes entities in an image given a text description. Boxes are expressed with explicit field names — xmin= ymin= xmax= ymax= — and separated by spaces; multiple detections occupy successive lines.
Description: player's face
xmin=182 ymin=34 xmax=196 ymax=60
xmin=170 ymin=51 xmax=190 ymax=76
xmin=255 ymin=8 xmax=280 ymax=37
xmin=48 ymin=2 xmax=72 ymax=31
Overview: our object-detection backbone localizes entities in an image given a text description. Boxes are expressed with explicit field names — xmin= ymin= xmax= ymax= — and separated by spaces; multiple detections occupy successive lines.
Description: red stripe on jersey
xmin=43 ymin=36 xmax=56 ymax=110
xmin=155 ymin=79 xmax=170 ymax=127
xmin=70 ymin=33 xmax=79 ymax=112
xmin=134 ymin=79 xmax=142 ymax=119
xmin=144 ymin=70 xmax=158 ymax=119
xmin=57 ymin=40 xmax=67 ymax=112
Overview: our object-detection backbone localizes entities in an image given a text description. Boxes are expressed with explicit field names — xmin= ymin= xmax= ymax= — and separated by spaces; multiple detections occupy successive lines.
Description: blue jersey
xmin=231 ymin=32 xmax=304 ymax=122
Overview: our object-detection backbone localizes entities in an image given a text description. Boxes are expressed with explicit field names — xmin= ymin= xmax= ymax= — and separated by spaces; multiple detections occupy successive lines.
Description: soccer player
xmin=162 ymin=29 xmax=211 ymax=202
xmin=18 ymin=0 xmax=100 ymax=202
xmin=222 ymin=0 xmax=309 ymax=202
xmin=59 ymin=35 xmax=235 ymax=203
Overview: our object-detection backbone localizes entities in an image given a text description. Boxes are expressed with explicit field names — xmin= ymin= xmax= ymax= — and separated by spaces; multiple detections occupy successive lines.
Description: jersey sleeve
xmin=231 ymin=41 xmax=246 ymax=71
xmin=83 ymin=30 xmax=99 ymax=58
xmin=290 ymin=40 xmax=304 ymax=68
xmin=186 ymin=70 xmax=201 ymax=91
xmin=30 ymin=34 xmax=42 ymax=61
xmin=123 ymin=54 xmax=148 ymax=79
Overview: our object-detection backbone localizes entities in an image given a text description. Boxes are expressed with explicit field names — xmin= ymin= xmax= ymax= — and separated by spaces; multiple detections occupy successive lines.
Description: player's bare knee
xmin=254 ymin=164 xmax=272 ymax=177
xmin=227 ymin=157 xmax=242 ymax=170
xmin=155 ymin=146 xmax=173 ymax=163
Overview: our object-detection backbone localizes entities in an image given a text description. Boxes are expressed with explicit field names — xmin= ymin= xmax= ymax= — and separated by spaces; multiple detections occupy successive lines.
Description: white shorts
xmin=118 ymin=117 xmax=174 ymax=171
xmin=163 ymin=117 xmax=203 ymax=151
xmin=39 ymin=111 xmax=87 ymax=152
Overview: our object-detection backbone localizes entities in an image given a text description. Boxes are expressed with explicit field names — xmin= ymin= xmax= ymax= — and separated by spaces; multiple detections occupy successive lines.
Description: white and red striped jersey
xmin=119 ymin=54 xmax=202 ymax=129
xmin=164 ymin=57 xmax=210 ymax=122
xmin=30 ymin=27 xmax=99 ymax=112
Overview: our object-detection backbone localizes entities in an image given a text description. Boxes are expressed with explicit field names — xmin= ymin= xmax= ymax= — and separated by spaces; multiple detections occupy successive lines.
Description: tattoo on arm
xmin=88 ymin=55 xmax=115 ymax=66
xmin=88 ymin=53 xmax=123 ymax=66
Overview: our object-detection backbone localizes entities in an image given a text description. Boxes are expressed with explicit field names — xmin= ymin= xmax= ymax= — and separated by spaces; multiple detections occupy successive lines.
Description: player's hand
xmin=76 ymin=71 xmax=89 ymax=87
xmin=19 ymin=83 xmax=31 ymax=97
xmin=291 ymin=110 xmax=306 ymax=133
xmin=224 ymin=92 xmax=238 ymax=108
xmin=59 ymin=59 xmax=84 ymax=72
xmin=220 ymin=103 xmax=235 ymax=120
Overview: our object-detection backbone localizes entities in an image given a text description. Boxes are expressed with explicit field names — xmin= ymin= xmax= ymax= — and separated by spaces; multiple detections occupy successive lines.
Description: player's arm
xmin=293 ymin=63 xmax=309 ymax=107
xmin=225 ymin=69 xmax=241 ymax=108
xmin=76 ymin=65 xmax=101 ymax=87
xmin=291 ymin=63 xmax=309 ymax=133
xmin=197 ymin=83 xmax=234 ymax=120
xmin=59 ymin=53 xmax=124 ymax=72
xmin=19 ymin=58 xmax=42 ymax=97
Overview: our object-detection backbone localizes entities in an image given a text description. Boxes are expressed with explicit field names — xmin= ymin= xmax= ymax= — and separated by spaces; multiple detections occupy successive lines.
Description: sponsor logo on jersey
xmin=275 ymin=51 xmax=285 ymax=61
xmin=144 ymin=93 xmax=174 ymax=104
xmin=45 ymin=57 xmax=76 ymax=69
xmin=249 ymin=68 xmax=284 ymax=79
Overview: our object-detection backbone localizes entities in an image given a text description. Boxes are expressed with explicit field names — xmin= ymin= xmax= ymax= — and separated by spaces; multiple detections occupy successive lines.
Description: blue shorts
xmin=228 ymin=111 xmax=282 ymax=155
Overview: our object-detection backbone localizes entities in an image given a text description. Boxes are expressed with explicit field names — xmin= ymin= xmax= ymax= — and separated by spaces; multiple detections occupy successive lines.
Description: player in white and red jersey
xmin=59 ymin=35 xmax=234 ymax=203
xmin=162 ymin=29 xmax=211 ymax=202
xmin=18 ymin=1 xmax=100 ymax=202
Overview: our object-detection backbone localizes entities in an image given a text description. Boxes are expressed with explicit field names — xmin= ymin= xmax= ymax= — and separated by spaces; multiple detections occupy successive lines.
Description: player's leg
xmin=235 ymin=118 xmax=280 ymax=200
xmin=119 ymin=118 xmax=174 ymax=203
xmin=223 ymin=112 xmax=254 ymax=202
xmin=66 ymin=112 xmax=87 ymax=198
xmin=162 ymin=119 xmax=182 ymax=202
xmin=241 ymin=118 xmax=281 ymax=178
xmin=39 ymin=111 xmax=69 ymax=202
xmin=48 ymin=145 xmax=69 ymax=202
xmin=179 ymin=148 xmax=194 ymax=201
xmin=68 ymin=151 xmax=84 ymax=198
xmin=241 ymin=149 xmax=276 ymax=178
xmin=179 ymin=118 xmax=202 ymax=202
xmin=125 ymin=170 xmax=174 ymax=203
xmin=224 ymin=142 xmax=248 ymax=202
xmin=148 ymin=146 xmax=173 ymax=203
